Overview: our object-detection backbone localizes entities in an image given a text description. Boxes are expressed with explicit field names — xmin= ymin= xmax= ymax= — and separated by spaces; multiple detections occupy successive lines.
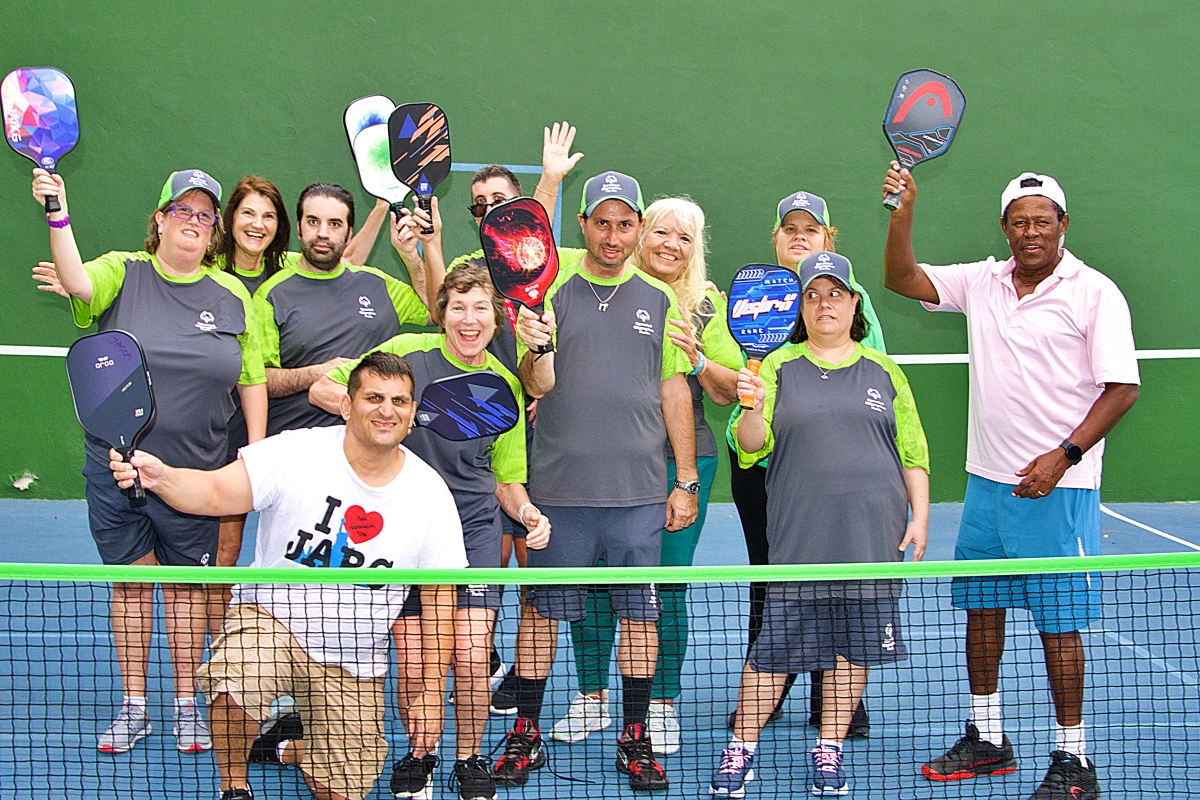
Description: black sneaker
xmin=248 ymin=712 xmax=303 ymax=765
xmin=492 ymin=717 xmax=546 ymax=787
xmin=220 ymin=790 xmax=253 ymax=800
xmin=726 ymin=705 xmax=784 ymax=730
xmin=390 ymin=751 xmax=438 ymax=798
xmin=922 ymin=721 xmax=1018 ymax=781
xmin=1028 ymin=751 xmax=1100 ymax=799
xmin=490 ymin=670 xmax=518 ymax=715
xmin=453 ymin=755 xmax=497 ymax=800
xmin=615 ymin=722 xmax=668 ymax=792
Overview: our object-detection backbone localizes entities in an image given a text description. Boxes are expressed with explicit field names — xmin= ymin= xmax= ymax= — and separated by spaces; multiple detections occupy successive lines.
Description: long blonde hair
xmin=632 ymin=197 xmax=710 ymax=343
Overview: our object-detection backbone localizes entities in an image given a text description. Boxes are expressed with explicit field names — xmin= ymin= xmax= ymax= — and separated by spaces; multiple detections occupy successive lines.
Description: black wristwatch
xmin=674 ymin=479 xmax=700 ymax=496
xmin=1060 ymin=439 xmax=1084 ymax=465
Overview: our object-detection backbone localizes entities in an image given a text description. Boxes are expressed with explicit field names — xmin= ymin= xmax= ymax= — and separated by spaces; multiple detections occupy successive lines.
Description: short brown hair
xmin=218 ymin=176 xmax=291 ymax=277
xmin=434 ymin=263 xmax=505 ymax=331
xmin=471 ymin=165 xmax=521 ymax=196
xmin=347 ymin=351 xmax=414 ymax=398
xmin=144 ymin=191 xmax=221 ymax=266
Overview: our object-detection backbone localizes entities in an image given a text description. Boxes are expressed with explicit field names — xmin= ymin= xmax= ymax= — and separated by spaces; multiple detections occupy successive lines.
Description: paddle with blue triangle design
xmin=388 ymin=103 xmax=451 ymax=234
xmin=413 ymin=370 xmax=519 ymax=442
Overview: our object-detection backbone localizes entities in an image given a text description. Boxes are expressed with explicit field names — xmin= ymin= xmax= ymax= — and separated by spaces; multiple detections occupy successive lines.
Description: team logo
xmin=636 ymin=309 xmax=650 ymax=322
xmin=791 ymin=193 xmax=811 ymax=208
xmin=188 ymin=170 xmax=209 ymax=188
xmin=194 ymin=310 xmax=217 ymax=332
xmin=814 ymin=253 xmax=835 ymax=272
xmin=864 ymin=387 xmax=886 ymax=413
xmin=633 ymin=308 xmax=654 ymax=336
xmin=882 ymin=623 xmax=896 ymax=651
xmin=600 ymin=173 xmax=622 ymax=194
xmin=357 ymin=295 xmax=377 ymax=319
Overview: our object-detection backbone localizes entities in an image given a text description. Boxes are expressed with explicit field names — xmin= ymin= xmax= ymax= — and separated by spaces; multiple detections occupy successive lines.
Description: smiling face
xmin=579 ymin=199 xmax=642 ymax=273
xmin=155 ymin=189 xmax=217 ymax=265
xmin=1002 ymin=195 xmax=1068 ymax=274
xmin=298 ymin=194 xmax=352 ymax=271
xmin=230 ymin=191 xmax=279 ymax=262
xmin=800 ymin=276 xmax=858 ymax=342
xmin=442 ymin=285 xmax=498 ymax=365
xmin=637 ymin=212 xmax=694 ymax=285
xmin=342 ymin=370 xmax=416 ymax=452
xmin=774 ymin=210 xmax=829 ymax=270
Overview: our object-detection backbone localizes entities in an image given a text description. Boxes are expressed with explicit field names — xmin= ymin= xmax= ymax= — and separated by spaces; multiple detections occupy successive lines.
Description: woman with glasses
xmin=31 ymin=168 xmax=266 ymax=757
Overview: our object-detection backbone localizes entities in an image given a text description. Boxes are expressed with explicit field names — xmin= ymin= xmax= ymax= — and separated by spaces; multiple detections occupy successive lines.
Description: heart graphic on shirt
xmin=344 ymin=505 xmax=384 ymax=544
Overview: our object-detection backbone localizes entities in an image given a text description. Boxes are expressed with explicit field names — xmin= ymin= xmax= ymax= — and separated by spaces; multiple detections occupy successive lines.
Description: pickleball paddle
xmin=881 ymin=69 xmax=965 ymax=210
xmin=728 ymin=265 xmax=801 ymax=409
xmin=479 ymin=197 xmax=559 ymax=354
xmin=2 ymin=67 xmax=79 ymax=213
xmin=352 ymin=124 xmax=411 ymax=214
xmin=344 ymin=94 xmax=395 ymax=158
xmin=388 ymin=103 xmax=451 ymax=234
xmin=64 ymin=330 xmax=156 ymax=507
xmin=414 ymin=370 xmax=519 ymax=442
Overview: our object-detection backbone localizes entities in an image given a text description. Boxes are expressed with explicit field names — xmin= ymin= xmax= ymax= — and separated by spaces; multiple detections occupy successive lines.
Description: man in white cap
xmin=879 ymin=163 xmax=1140 ymax=800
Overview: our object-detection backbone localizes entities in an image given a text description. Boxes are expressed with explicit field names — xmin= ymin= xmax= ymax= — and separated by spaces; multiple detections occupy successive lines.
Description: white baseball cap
xmin=1001 ymin=172 xmax=1066 ymax=217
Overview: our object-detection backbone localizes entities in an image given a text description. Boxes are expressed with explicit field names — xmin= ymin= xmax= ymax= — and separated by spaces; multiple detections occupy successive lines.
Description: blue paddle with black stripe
xmin=414 ymin=371 xmax=519 ymax=442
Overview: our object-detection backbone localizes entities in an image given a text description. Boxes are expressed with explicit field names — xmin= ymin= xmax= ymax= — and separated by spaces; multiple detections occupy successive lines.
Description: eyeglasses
xmin=468 ymin=197 xmax=514 ymax=219
xmin=167 ymin=204 xmax=220 ymax=229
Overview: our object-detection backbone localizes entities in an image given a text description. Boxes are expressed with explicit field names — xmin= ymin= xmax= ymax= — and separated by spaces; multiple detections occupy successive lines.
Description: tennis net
xmin=1 ymin=553 xmax=1197 ymax=799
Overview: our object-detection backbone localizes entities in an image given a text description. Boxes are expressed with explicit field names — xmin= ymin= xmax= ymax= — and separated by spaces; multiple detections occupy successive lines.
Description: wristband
xmin=46 ymin=214 xmax=70 ymax=229
xmin=689 ymin=353 xmax=706 ymax=376
xmin=516 ymin=502 xmax=535 ymax=527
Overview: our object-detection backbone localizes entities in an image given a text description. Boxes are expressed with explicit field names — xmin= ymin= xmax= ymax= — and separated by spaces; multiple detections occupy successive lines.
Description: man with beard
xmin=255 ymin=183 xmax=430 ymax=436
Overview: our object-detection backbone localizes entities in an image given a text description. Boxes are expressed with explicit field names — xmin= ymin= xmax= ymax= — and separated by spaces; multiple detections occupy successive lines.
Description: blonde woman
xmin=552 ymin=198 xmax=743 ymax=756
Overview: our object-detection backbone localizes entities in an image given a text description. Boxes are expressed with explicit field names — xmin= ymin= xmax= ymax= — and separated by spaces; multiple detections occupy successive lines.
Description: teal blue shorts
xmin=950 ymin=474 xmax=1101 ymax=634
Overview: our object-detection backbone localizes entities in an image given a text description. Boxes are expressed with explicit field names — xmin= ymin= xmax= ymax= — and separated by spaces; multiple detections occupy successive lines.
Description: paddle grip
xmin=531 ymin=303 xmax=554 ymax=354
xmin=882 ymin=191 xmax=902 ymax=211
xmin=120 ymin=446 xmax=147 ymax=508
xmin=44 ymin=167 xmax=61 ymax=214
xmin=417 ymin=194 xmax=433 ymax=234
xmin=738 ymin=359 xmax=763 ymax=410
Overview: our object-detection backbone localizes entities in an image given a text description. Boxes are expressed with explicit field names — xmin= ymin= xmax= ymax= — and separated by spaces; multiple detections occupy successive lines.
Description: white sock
xmin=730 ymin=736 xmax=757 ymax=755
xmin=1055 ymin=722 xmax=1086 ymax=759
xmin=174 ymin=697 xmax=196 ymax=711
xmin=123 ymin=696 xmax=148 ymax=714
xmin=816 ymin=738 xmax=842 ymax=751
xmin=970 ymin=693 xmax=1003 ymax=746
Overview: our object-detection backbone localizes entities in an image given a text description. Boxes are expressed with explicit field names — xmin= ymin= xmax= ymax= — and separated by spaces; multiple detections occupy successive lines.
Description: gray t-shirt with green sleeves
xmin=255 ymin=260 xmax=427 ymax=435
xmin=69 ymin=251 xmax=265 ymax=470
xmin=325 ymin=332 xmax=526 ymax=497
xmin=524 ymin=250 xmax=691 ymax=507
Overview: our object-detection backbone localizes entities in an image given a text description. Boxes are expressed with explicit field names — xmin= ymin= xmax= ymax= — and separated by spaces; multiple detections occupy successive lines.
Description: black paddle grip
xmin=883 ymin=191 xmax=902 ymax=211
xmin=417 ymin=194 xmax=434 ymax=234
xmin=120 ymin=446 xmax=147 ymax=508
xmin=44 ymin=167 xmax=61 ymax=214
xmin=532 ymin=304 xmax=554 ymax=354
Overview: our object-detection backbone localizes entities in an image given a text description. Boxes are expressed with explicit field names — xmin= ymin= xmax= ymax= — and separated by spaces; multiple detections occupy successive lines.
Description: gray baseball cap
xmin=775 ymin=191 xmax=830 ymax=229
xmin=158 ymin=169 xmax=222 ymax=208
xmin=798 ymin=251 xmax=854 ymax=292
xmin=579 ymin=170 xmax=644 ymax=216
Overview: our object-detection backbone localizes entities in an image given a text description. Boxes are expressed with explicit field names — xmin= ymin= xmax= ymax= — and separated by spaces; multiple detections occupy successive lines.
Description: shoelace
xmin=448 ymin=757 xmax=492 ymax=792
xmin=116 ymin=705 xmax=146 ymax=723
xmin=813 ymin=747 xmax=842 ymax=772
xmin=719 ymin=747 xmax=750 ymax=774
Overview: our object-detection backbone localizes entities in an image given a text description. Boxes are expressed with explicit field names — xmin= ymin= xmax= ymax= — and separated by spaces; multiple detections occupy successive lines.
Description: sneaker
xmin=248 ymin=712 xmax=303 ymax=764
xmin=709 ymin=742 xmax=755 ymax=798
xmin=492 ymin=717 xmax=546 ymax=787
xmin=809 ymin=701 xmax=870 ymax=738
xmin=98 ymin=704 xmax=152 ymax=753
xmin=646 ymin=701 xmax=681 ymax=755
xmin=220 ymin=789 xmax=254 ymax=800
xmin=173 ymin=703 xmax=212 ymax=753
xmin=616 ymin=722 xmax=669 ymax=792
xmin=922 ymin=721 xmax=1018 ymax=781
xmin=1027 ymin=751 xmax=1100 ymax=799
xmin=390 ymin=751 xmax=438 ymax=799
xmin=550 ymin=691 xmax=611 ymax=743
xmin=453 ymin=755 xmax=497 ymax=800
xmin=490 ymin=671 xmax=518 ymax=716
xmin=726 ymin=705 xmax=783 ymax=731
xmin=490 ymin=658 xmax=507 ymax=690
xmin=810 ymin=743 xmax=848 ymax=796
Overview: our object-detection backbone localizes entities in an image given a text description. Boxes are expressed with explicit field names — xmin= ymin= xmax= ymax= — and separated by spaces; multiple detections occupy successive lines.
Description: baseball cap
xmin=775 ymin=191 xmax=830 ymax=229
xmin=1001 ymin=172 xmax=1066 ymax=217
xmin=579 ymin=171 xmax=644 ymax=216
xmin=798 ymin=251 xmax=854 ymax=292
xmin=159 ymin=169 xmax=222 ymax=208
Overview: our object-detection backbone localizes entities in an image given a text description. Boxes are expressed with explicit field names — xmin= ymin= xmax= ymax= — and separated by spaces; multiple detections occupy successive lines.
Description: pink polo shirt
xmin=920 ymin=249 xmax=1139 ymax=490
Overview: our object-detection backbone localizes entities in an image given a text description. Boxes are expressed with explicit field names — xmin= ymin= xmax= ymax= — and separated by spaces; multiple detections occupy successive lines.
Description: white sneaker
xmin=647 ymin=700 xmax=681 ymax=755
xmin=98 ymin=704 xmax=151 ymax=753
xmin=549 ymin=691 xmax=611 ymax=743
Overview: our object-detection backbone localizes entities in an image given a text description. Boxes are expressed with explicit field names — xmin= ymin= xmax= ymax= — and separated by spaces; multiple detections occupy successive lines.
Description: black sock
xmin=513 ymin=676 xmax=547 ymax=725
xmin=622 ymin=676 xmax=654 ymax=729
xmin=489 ymin=648 xmax=503 ymax=676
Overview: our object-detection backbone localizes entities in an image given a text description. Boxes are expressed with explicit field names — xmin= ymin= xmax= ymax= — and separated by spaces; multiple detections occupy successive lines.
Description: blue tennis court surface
xmin=1 ymin=500 xmax=1198 ymax=798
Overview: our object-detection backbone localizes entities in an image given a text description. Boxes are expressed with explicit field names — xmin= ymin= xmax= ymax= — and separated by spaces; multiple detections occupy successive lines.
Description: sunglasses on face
xmin=468 ymin=197 xmax=515 ymax=219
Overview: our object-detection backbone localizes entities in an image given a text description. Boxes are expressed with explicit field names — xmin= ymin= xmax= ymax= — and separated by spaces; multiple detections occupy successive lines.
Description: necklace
xmin=811 ymin=342 xmax=855 ymax=380
xmin=588 ymin=279 xmax=620 ymax=311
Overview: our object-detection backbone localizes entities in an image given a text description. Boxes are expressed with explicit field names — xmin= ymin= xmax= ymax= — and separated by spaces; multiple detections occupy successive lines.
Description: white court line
xmin=1088 ymin=628 xmax=1200 ymax=686
xmin=1100 ymin=505 xmax=1200 ymax=552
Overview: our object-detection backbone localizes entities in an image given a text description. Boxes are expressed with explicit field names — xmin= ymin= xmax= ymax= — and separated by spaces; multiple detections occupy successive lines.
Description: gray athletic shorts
xmin=748 ymin=583 xmax=907 ymax=673
xmin=398 ymin=491 xmax=503 ymax=616
xmin=83 ymin=441 xmax=217 ymax=567
xmin=526 ymin=503 xmax=664 ymax=623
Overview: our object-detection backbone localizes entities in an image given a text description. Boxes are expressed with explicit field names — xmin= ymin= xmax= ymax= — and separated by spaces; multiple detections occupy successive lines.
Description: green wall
xmin=2 ymin=1 xmax=1196 ymax=501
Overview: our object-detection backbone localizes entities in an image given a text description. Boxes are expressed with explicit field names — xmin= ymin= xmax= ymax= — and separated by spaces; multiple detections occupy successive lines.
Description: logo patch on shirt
xmin=865 ymin=387 xmax=886 ymax=413
xmin=194 ymin=310 xmax=217 ymax=332
xmin=358 ymin=295 xmax=376 ymax=319
xmin=634 ymin=308 xmax=654 ymax=336
xmin=882 ymin=623 xmax=896 ymax=651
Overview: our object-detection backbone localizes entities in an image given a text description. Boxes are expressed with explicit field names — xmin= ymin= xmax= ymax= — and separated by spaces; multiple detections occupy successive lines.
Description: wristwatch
xmin=674 ymin=479 xmax=700 ymax=496
xmin=1060 ymin=439 xmax=1083 ymax=465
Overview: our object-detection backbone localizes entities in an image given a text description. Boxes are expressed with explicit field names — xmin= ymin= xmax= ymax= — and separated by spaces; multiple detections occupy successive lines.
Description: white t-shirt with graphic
xmin=233 ymin=425 xmax=467 ymax=678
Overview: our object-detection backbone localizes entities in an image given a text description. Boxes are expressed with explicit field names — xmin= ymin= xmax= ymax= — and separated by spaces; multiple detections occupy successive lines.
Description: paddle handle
xmin=882 ymin=191 xmax=901 ymax=211
xmin=120 ymin=446 xmax=147 ymax=508
xmin=44 ymin=166 xmax=61 ymax=214
xmin=417 ymin=193 xmax=433 ymax=234
xmin=739 ymin=358 xmax=763 ymax=410
xmin=531 ymin=303 xmax=554 ymax=355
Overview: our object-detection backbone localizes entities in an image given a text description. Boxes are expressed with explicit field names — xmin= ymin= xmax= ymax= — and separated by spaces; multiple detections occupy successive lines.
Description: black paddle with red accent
xmin=479 ymin=197 xmax=559 ymax=355
xmin=882 ymin=69 xmax=966 ymax=210
xmin=388 ymin=103 xmax=451 ymax=234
